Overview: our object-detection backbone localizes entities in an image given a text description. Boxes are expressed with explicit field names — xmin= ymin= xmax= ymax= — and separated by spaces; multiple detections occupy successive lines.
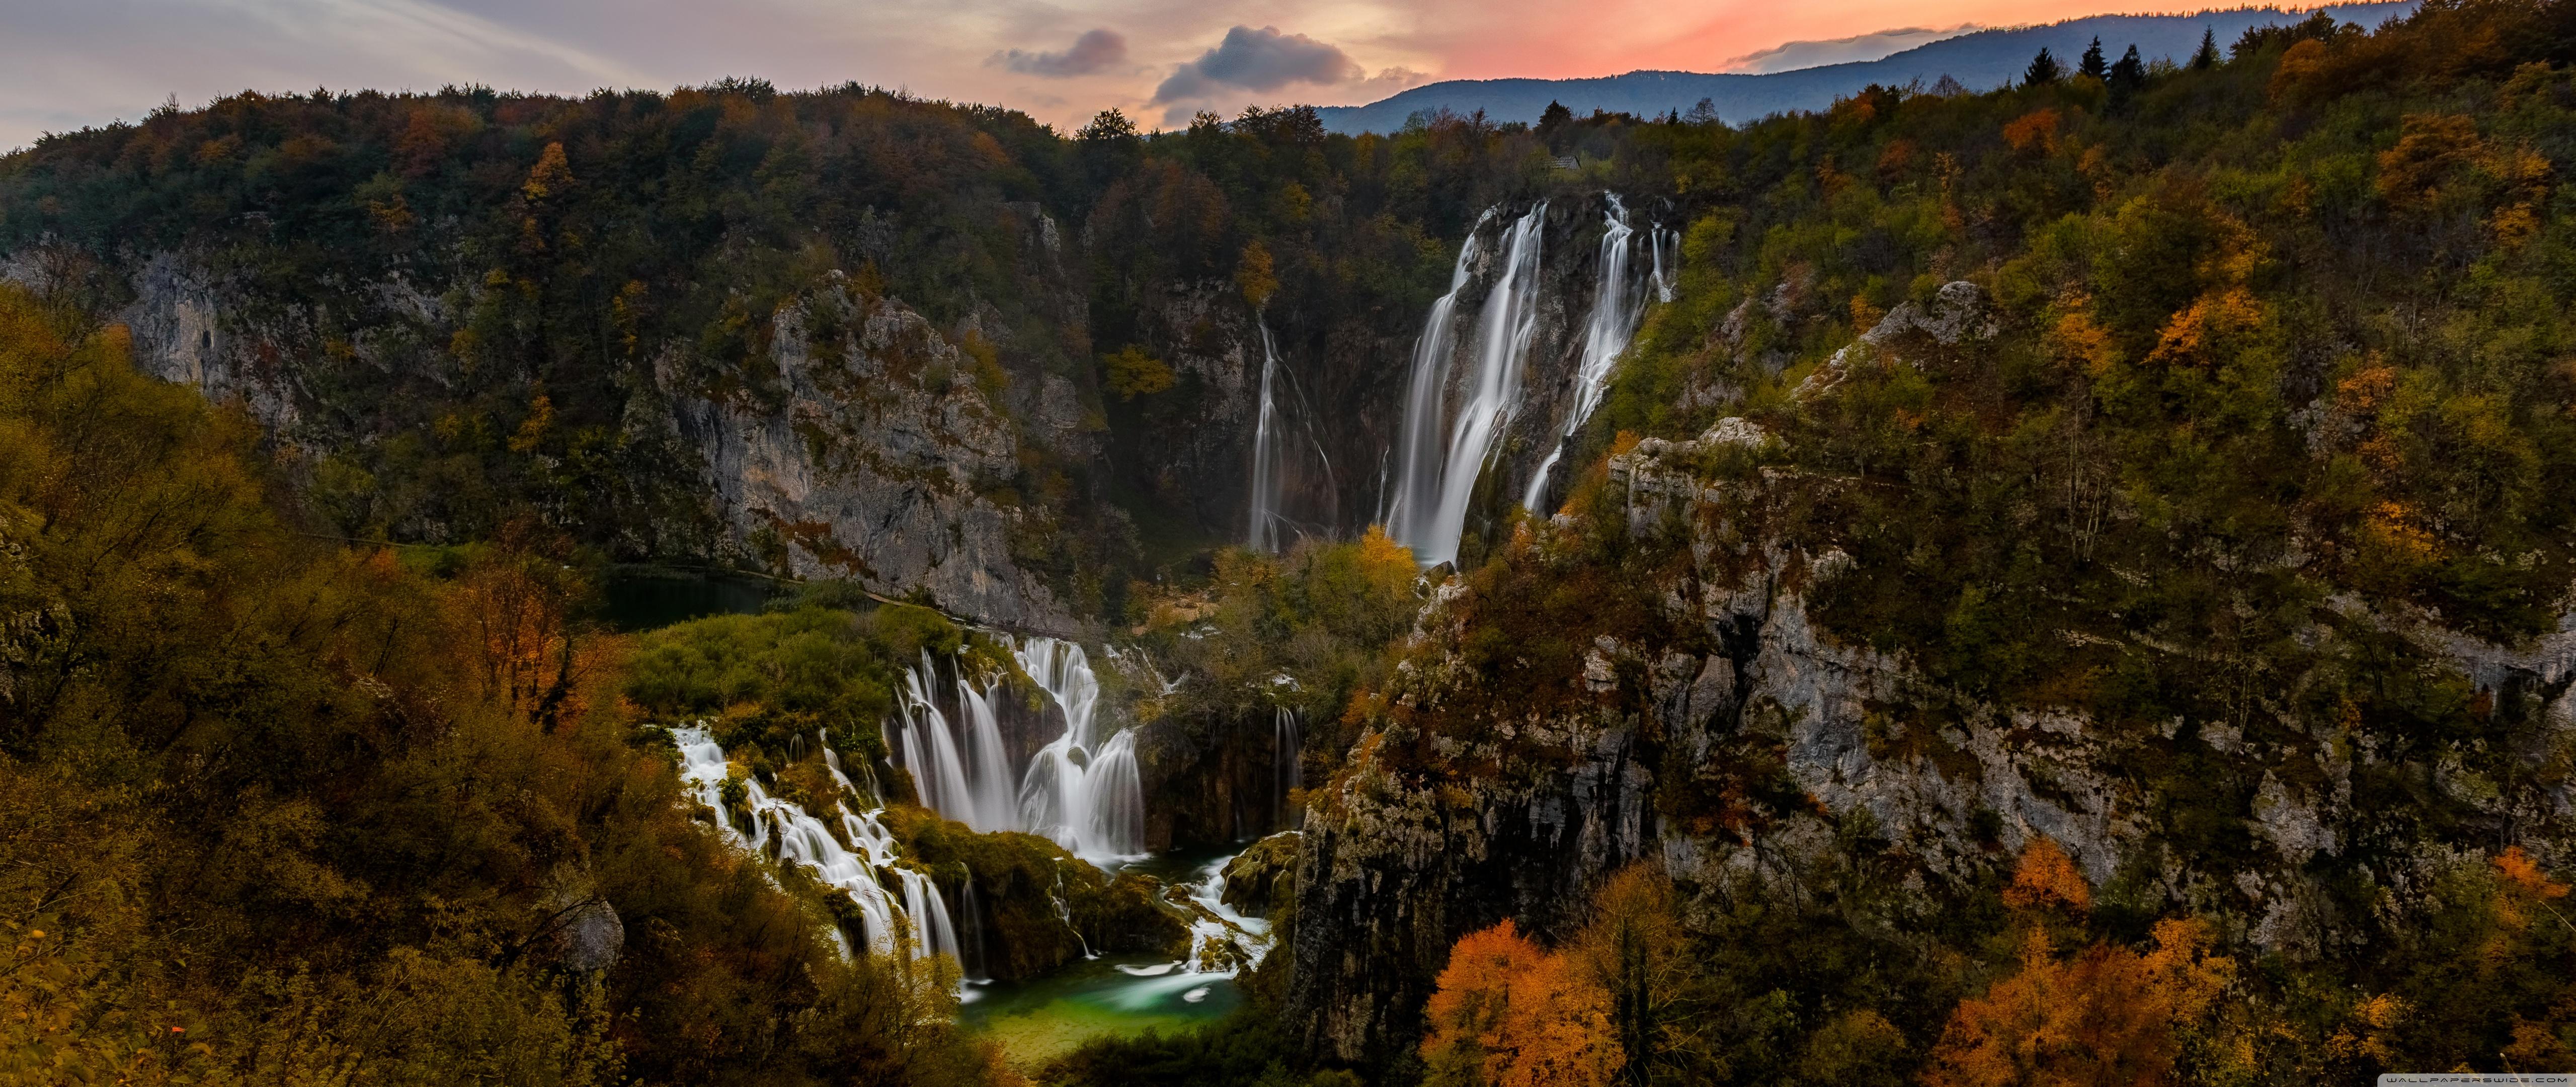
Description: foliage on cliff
xmin=1298 ymin=1 xmax=2576 ymax=1082
xmin=0 ymin=74 xmax=1691 ymax=623
xmin=0 ymin=283 xmax=1003 ymax=1084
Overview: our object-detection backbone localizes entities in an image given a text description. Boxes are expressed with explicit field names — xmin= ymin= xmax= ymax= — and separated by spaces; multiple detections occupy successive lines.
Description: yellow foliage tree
xmin=1424 ymin=920 xmax=1622 ymax=1087
xmin=1237 ymin=239 xmax=1279 ymax=310
xmin=1103 ymin=345 xmax=1176 ymax=400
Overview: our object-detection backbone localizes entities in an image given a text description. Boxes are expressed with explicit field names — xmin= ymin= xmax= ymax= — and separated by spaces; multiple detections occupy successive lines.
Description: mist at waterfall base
xmin=1384 ymin=196 xmax=1676 ymax=568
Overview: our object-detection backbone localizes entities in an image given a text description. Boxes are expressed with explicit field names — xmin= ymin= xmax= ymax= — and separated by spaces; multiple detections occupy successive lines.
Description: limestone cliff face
xmin=16 ymin=244 xmax=1095 ymax=632
xmin=673 ymin=279 xmax=1077 ymax=634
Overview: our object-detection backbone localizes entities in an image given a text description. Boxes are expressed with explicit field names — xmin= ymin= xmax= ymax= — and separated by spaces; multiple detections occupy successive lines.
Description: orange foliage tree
xmin=1424 ymin=919 xmax=1622 ymax=1087
xmin=1924 ymin=918 xmax=2232 ymax=1087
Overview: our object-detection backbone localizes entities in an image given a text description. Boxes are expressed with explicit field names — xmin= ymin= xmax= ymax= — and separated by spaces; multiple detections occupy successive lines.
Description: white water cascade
xmin=1015 ymin=636 xmax=1147 ymax=863
xmin=1247 ymin=322 xmax=1284 ymax=552
xmin=673 ymin=725 xmax=960 ymax=965
xmin=1390 ymin=203 xmax=1548 ymax=568
xmin=1108 ymin=849 xmax=1278 ymax=1004
xmin=883 ymin=636 xmax=1147 ymax=866
xmin=889 ymin=653 xmax=1017 ymax=833
xmin=1385 ymin=208 xmax=1494 ymax=535
xmin=1522 ymin=194 xmax=1653 ymax=513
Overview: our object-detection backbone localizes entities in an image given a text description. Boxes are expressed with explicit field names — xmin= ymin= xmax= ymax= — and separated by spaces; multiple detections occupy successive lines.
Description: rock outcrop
xmin=1285 ymin=403 xmax=2576 ymax=1062
xmin=674 ymin=279 xmax=1077 ymax=634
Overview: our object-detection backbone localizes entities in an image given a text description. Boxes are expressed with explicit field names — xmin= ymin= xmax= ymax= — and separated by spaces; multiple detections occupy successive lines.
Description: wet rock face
xmin=1221 ymin=831 xmax=1301 ymax=917
xmin=1134 ymin=709 xmax=1301 ymax=851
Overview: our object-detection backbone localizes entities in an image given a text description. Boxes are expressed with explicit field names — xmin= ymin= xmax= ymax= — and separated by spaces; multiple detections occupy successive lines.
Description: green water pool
xmin=959 ymin=954 xmax=1243 ymax=1067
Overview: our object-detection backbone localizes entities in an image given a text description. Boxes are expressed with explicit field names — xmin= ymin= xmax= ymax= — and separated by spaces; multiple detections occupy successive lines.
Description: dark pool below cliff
xmin=596 ymin=567 xmax=782 ymax=632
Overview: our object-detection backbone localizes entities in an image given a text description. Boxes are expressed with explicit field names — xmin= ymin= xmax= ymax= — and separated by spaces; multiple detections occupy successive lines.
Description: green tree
xmin=2023 ymin=48 xmax=2063 ymax=87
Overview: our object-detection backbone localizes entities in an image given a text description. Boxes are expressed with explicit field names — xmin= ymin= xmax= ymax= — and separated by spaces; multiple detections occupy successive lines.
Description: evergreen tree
xmin=2079 ymin=37 xmax=2109 ymax=80
xmin=2024 ymin=47 xmax=2064 ymax=87
xmin=2191 ymin=27 xmax=2221 ymax=69
xmin=2109 ymin=43 xmax=2147 ymax=102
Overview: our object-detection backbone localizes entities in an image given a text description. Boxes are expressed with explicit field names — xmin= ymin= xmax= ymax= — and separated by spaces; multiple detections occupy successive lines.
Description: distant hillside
xmin=1313 ymin=2 xmax=2416 ymax=133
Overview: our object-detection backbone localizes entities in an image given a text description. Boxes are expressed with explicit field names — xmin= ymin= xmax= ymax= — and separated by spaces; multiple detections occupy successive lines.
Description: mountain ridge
xmin=1312 ymin=2 xmax=2417 ymax=132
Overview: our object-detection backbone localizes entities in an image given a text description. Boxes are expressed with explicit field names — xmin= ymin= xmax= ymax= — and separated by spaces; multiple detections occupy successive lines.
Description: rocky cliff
xmin=1283 ymin=285 xmax=2576 ymax=1062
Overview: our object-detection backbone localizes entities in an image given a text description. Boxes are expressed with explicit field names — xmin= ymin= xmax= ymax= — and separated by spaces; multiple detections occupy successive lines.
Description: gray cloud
xmin=994 ymin=29 xmax=1129 ymax=78
xmin=1151 ymin=25 xmax=1363 ymax=104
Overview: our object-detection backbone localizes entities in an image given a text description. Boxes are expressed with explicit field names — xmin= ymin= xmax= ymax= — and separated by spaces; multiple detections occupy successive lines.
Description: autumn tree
xmin=1424 ymin=920 xmax=1622 ymax=1087
xmin=1923 ymin=919 xmax=2233 ymax=1087
xmin=1571 ymin=865 xmax=1703 ymax=1086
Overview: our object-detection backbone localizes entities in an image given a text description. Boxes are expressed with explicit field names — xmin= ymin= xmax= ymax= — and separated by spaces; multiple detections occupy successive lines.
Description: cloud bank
xmin=995 ymin=29 xmax=1129 ymax=78
xmin=1152 ymin=25 xmax=1364 ymax=103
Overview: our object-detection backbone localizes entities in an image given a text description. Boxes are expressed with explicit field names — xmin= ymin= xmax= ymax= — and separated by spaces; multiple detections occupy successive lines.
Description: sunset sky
xmin=3 ymin=0 xmax=2200 ymax=149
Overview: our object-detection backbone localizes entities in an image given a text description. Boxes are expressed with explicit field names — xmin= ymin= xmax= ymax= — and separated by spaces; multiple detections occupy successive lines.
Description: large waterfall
xmin=674 ymin=725 xmax=960 ymax=965
xmin=1389 ymin=203 xmax=1548 ymax=569
xmin=1522 ymin=195 xmax=1652 ymax=513
xmin=1385 ymin=209 xmax=1493 ymax=535
xmin=888 ymin=635 xmax=1147 ymax=866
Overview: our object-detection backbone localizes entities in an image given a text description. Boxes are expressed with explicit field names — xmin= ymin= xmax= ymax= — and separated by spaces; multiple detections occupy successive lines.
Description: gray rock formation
xmin=673 ymin=279 xmax=1077 ymax=634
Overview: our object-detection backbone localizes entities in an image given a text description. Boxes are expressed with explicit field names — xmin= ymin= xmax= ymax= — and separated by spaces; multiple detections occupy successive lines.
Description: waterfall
xmin=958 ymin=871 xmax=991 ymax=983
xmin=1247 ymin=322 xmax=1284 ymax=552
xmin=1650 ymin=220 xmax=1678 ymax=303
xmin=1388 ymin=208 xmax=1494 ymax=557
xmin=1404 ymin=202 xmax=1548 ymax=569
xmin=1051 ymin=861 xmax=1095 ymax=959
xmin=1273 ymin=708 xmax=1302 ymax=829
xmin=889 ymin=653 xmax=1016 ymax=833
xmin=1247 ymin=324 xmax=1340 ymax=552
xmin=879 ymin=635 xmax=1143 ymax=866
xmin=672 ymin=724 xmax=957 ymax=965
xmin=1523 ymin=194 xmax=1653 ymax=513
xmin=1013 ymin=636 xmax=1148 ymax=864
xmin=1381 ymin=208 xmax=1504 ymax=556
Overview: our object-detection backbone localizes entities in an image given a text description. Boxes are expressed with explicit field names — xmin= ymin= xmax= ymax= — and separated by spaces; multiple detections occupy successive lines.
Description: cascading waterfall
xmin=1247 ymin=322 xmax=1284 ymax=552
xmin=1387 ymin=208 xmax=1494 ymax=547
xmin=1273 ymin=708 xmax=1302 ymax=829
xmin=1015 ymin=636 xmax=1146 ymax=863
xmin=889 ymin=653 xmax=1016 ymax=833
xmin=1402 ymin=202 xmax=1549 ymax=569
xmin=1523 ymin=194 xmax=1653 ymax=513
xmin=882 ymin=635 xmax=1144 ymax=866
xmin=673 ymin=724 xmax=958 ymax=965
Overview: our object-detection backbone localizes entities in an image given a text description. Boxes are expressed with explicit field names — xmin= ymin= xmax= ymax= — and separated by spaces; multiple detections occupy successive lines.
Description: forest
xmin=6 ymin=0 xmax=2576 ymax=1082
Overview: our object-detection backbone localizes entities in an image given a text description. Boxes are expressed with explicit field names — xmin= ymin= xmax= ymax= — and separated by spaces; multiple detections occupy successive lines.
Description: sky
xmin=2 ymin=0 xmax=2188 ymax=150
